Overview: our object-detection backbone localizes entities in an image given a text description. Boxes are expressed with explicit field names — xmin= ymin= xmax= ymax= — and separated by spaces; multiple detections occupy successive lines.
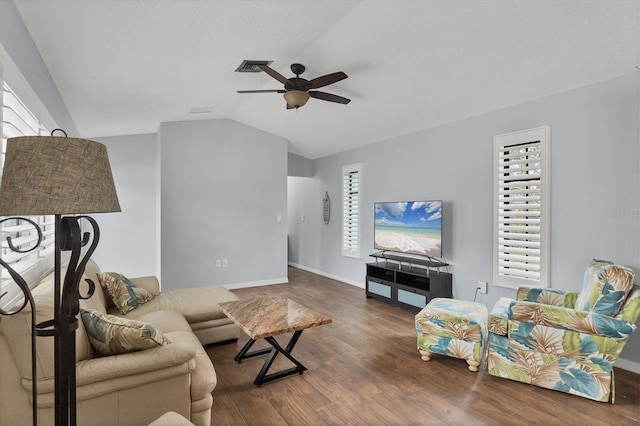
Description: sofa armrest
xmin=76 ymin=342 xmax=196 ymax=384
xmin=30 ymin=342 xmax=196 ymax=396
xmin=615 ymin=284 xmax=640 ymax=323
xmin=488 ymin=297 xmax=512 ymax=336
xmin=516 ymin=286 xmax=578 ymax=308
xmin=510 ymin=300 xmax=637 ymax=339
xmin=129 ymin=276 xmax=161 ymax=296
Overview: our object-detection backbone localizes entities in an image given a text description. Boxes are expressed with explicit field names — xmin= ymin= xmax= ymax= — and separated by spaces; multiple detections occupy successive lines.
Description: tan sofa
xmin=0 ymin=259 xmax=239 ymax=426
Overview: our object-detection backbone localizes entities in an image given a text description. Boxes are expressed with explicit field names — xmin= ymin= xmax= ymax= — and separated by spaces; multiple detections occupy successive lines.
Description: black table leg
xmin=234 ymin=338 xmax=271 ymax=362
xmin=233 ymin=330 xmax=308 ymax=386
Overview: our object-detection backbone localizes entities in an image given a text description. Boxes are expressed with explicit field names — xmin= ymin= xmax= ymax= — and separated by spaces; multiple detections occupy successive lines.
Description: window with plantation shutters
xmin=1 ymin=53 xmax=56 ymax=304
xmin=342 ymin=163 xmax=362 ymax=259
xmin=493 ymin=126 xmax=550 ymax=289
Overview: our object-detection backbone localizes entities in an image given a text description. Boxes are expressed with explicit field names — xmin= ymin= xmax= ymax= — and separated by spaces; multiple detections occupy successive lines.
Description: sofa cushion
xmin=0 ymin=266 xmax=94 ymax=381
xmin=81 ymin=309 xmax=170 ymax=356
xmin=98 ymin=272 xmax=154 ymax=314
xmin=575 ymin=260 xmax=635 ymax=316
xmin=415 ymin=298 xmax=487 ymax=343
xmin=516 ymin=286 xmax=578 ymax=308
xmin=123 ymin=285 xmax=239 ymax=323
xmin=132 ymin=310 xmax=193 ymax=334
xmin=83 ymin=259 xmax=112 ymax=312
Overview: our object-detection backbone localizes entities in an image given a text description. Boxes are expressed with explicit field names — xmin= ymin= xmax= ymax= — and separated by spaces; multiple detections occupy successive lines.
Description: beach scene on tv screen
xmin=374 ymin=200 xmax=442 ymax=257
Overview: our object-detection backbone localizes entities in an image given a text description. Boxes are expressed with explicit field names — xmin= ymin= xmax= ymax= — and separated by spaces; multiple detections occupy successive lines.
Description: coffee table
xmin=219 ymin=295 xmax=332 ymax=386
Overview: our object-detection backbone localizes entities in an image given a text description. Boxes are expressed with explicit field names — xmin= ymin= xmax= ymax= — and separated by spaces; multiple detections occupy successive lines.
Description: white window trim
xmin=1 ymin=43 xmax=57 ymax=308
xmin=0 ymin=44 xmax=57 ymax=133
xmin=342 ymin=163 xmax=362 ymax=259
xmin=493 ymin=126 xmax=550 ymax=289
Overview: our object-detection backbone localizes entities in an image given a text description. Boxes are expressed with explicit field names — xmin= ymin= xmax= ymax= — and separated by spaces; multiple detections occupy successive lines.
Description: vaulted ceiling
xmin=14 ymin=0 xmax=640 ymax=159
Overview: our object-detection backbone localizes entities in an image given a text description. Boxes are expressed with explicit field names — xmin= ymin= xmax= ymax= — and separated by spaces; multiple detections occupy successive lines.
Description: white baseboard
xmin=615 ymin=358 xmax=640 ymax=374
xmin=223 ymin=277 xmax=288 ymax=290
xmin=288 ymin=262 xmax=364 ymax=289
xmin=220 ymin=263 xmax=363 ymax=290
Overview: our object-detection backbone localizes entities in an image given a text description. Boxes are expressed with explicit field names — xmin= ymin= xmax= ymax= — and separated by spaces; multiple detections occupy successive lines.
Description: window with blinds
xmin=493 ymin=126 xmax=550 ymax=289
xmin=342 ymin=163 xmax=362 ymax=259
xmin=1 ymin=81 xmax=55 ymax=294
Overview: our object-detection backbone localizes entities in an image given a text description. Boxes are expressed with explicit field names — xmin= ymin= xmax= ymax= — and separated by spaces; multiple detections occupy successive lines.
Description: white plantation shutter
xmin=1 ymin=64 xmax=56 ymax=298
xmin=493 ymin=126 xmax=550 ymax=289
xmin=342 ymin=163 xmax=362 ymax=258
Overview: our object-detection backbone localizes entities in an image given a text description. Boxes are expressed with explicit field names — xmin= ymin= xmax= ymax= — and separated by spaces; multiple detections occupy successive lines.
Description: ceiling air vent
xmin=190 ymin=106 xmax=215 ymax=114
xmin=235 ymin=60 xmax=272 ymax=73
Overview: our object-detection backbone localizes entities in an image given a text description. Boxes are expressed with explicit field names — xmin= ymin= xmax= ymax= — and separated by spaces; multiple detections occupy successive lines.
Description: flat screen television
xmin=374 ymin=200 xmax=442 ymax=258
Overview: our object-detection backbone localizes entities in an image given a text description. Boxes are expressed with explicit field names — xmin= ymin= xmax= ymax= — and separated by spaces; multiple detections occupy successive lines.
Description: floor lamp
xmin=0 ymin=132 xmax=120 ymax=426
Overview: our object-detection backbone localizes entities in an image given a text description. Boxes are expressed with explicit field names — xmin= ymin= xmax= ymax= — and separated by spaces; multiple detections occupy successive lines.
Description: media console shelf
xmin=369 ymin=252 xmax=449 ymax=270
xmin=366 ymin=253 xmax=452 ymax=311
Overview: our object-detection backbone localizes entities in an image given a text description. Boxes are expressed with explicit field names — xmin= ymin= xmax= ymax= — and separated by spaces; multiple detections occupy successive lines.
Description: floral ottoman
xmin=415 ymin=298 xmax=488 ymax=371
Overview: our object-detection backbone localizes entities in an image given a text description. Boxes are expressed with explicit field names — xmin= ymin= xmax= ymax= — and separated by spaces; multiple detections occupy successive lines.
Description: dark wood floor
xmin=206 ymin=266 xmax=640 ymax=425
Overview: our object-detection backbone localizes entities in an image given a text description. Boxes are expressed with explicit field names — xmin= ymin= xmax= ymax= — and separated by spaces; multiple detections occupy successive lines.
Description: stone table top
xmin=219 ymin=296 xmax=332 ymax=339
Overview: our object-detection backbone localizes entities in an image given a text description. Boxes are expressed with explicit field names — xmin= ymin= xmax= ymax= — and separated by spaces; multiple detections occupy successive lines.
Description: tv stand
xmin=366 ymin=253 xmax=452 ymax=311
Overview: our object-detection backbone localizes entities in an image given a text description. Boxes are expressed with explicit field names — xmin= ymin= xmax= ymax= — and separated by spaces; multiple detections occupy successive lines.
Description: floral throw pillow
xmin=98 ymin=272 xmax=153 ymax=314
xmin=80 ymin=309 xmax=170 ymax=356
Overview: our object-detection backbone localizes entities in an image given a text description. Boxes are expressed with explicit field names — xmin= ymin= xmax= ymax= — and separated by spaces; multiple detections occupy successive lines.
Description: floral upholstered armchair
xmin=487 ymin=260 xmax=640 ymax=403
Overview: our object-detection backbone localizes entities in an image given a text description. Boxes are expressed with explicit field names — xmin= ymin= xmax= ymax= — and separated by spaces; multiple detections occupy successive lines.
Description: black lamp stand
xmin=1 ymin=215 xmax=100 ymax=426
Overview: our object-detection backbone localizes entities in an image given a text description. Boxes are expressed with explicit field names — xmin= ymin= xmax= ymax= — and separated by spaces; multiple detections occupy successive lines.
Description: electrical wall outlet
xmin=215 ymin=259 xmax=221 ymax=268
xmin=478 ymin=281 xmax=487 ymax=294
xmin=222 ymin=259 xmax=228 ymax=267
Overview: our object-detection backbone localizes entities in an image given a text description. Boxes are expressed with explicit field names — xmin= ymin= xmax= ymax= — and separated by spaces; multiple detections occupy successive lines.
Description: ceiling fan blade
xmin=309 ymin=72 xmax=348 ymax=89
xmin=237 ymin=90 xmax=286 ymax=93
xmin=257 ymin=64 xmax=292 ymax=85
xmin=309 ymin=91 xmax=351 ymax=104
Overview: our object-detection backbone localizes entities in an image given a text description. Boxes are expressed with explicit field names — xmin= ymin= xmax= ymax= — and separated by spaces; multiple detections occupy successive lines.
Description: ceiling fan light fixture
xmin=284 ymin=90 xmax=310 ymax=108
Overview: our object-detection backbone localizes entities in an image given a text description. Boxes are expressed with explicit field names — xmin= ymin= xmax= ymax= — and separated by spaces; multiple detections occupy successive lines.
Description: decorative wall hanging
xmin=323 ymin=191 xmax=330 ymax=225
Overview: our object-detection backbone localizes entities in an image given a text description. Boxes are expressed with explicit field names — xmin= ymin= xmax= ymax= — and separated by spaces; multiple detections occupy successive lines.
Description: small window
xmin=342 ymin=163 xmax=362 ymax=259
xmin=493 ymin=126 xmax=550 ymax=289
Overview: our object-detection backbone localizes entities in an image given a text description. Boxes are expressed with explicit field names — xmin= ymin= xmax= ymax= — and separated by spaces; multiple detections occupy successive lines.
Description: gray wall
xmin=76 ymin=118 xmax=292 ymax=292
xmin=288 ymin=152 xmax=314 ymax=177
xmin=288 ymin=73 xmax=640 ymax=369
xmin=160 ymin=119 xmax=288 ymax=289
xmin=92 ymin=133 xmax=159 ymax=278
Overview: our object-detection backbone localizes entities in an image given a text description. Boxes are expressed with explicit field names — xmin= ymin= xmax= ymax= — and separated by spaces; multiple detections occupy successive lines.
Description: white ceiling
xmin=14 ymin=0 xmax=640 ymax=159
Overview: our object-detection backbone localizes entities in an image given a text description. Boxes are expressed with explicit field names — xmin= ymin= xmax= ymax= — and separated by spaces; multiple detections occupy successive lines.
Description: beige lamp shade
xmin=284 ymin=90 xmax=310 ymax=108
xmin=0 ymin=136 xmax=121 ymax=216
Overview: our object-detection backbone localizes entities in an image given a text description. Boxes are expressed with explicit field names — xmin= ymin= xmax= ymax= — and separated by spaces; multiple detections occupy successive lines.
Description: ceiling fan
xmin=238 ymin=63 xmax=351 ymax=109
